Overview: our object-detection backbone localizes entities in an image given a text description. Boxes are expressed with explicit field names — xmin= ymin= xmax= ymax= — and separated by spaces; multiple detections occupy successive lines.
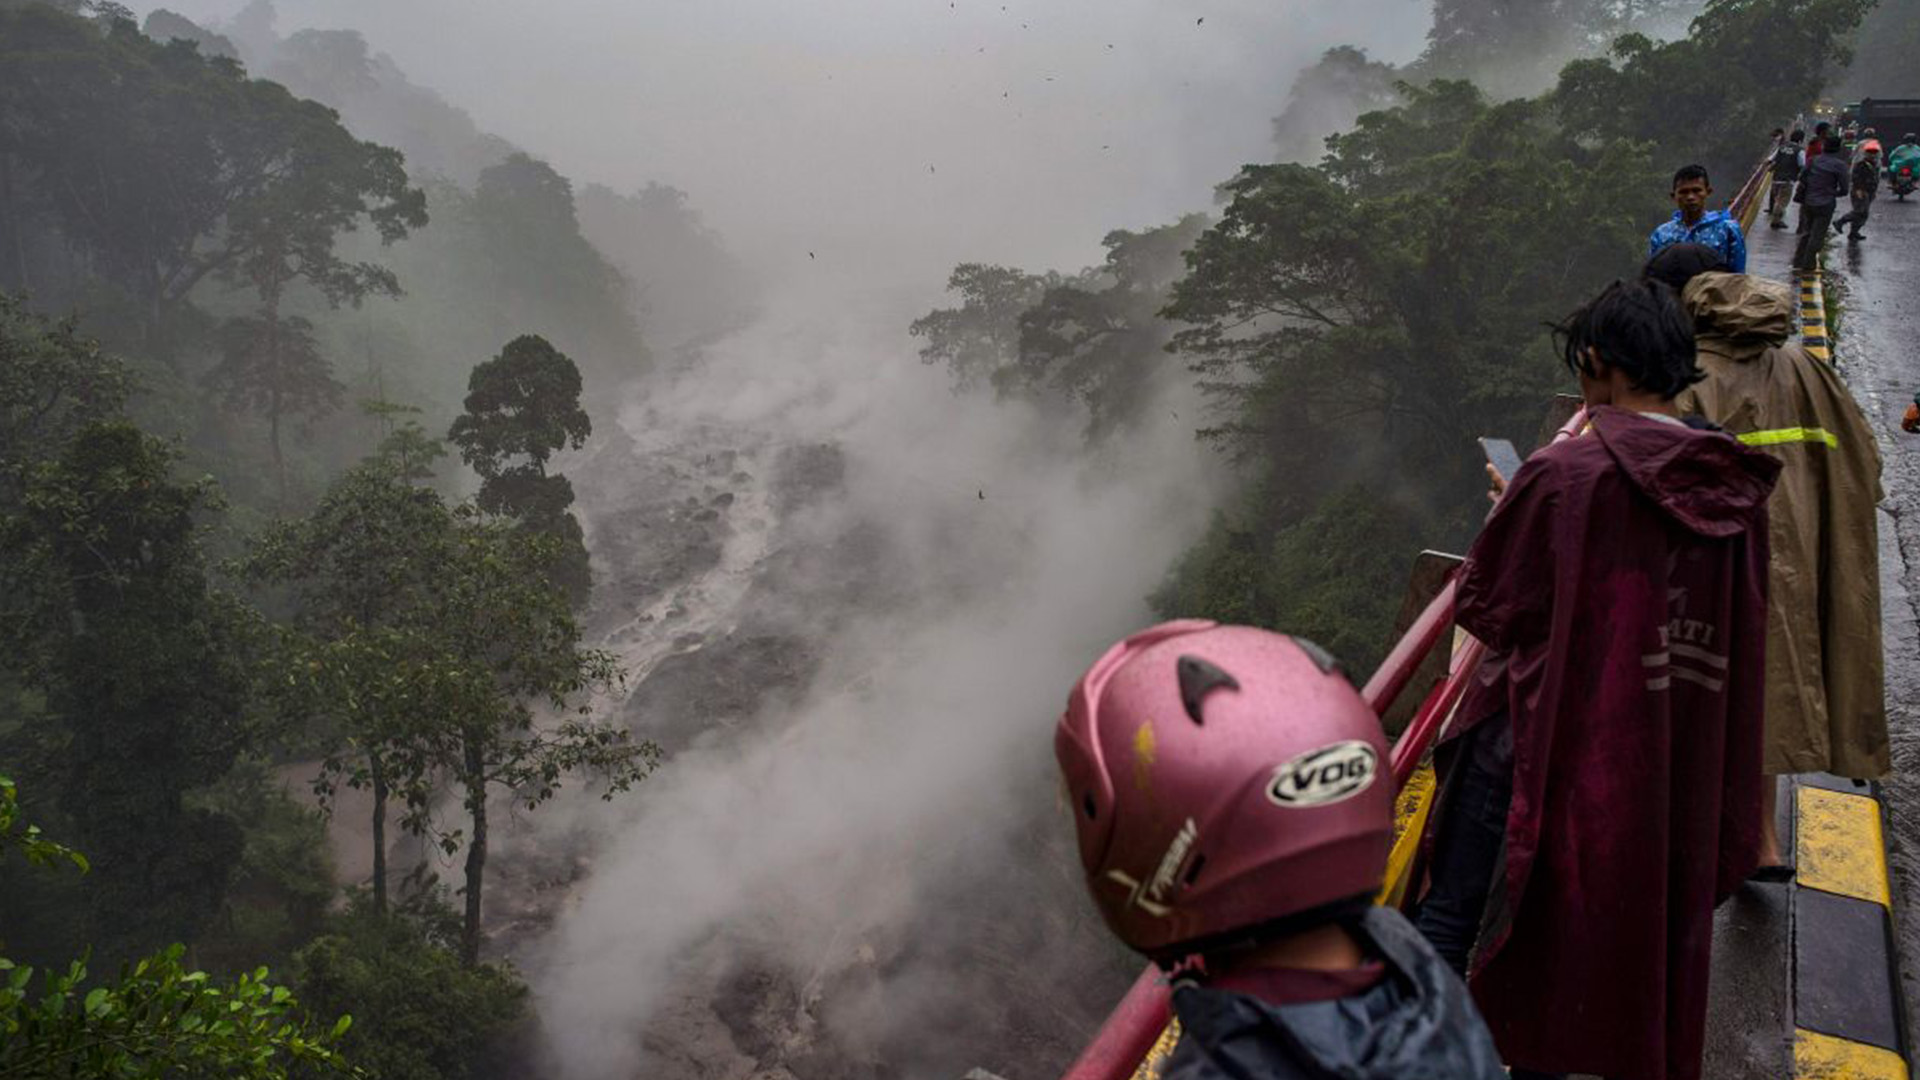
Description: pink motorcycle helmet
xmin=1056 ymin=621 xmax=1392 ymax=962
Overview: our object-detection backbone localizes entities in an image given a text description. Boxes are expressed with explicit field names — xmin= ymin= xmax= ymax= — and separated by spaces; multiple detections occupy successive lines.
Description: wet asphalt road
xmin=1692 ymin=201 xmax=1920 ymax=1078
xmin=1807 ymin=192 xmax=1920 ymax=1050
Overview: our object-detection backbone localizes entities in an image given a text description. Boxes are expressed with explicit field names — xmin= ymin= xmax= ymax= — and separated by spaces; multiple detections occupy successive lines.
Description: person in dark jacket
xmin=1057 ymin=624 xmax=1504 ymax=1080
xmin=1768 ymin=130 xmax=1804 ymax=228
xmin=1413 ymin=279 xmax=1779 ymax=1080
xmin=1794 ymin=122 xmax=1834 ymax=229
xmin=1834 ymin=141 xmax=1883 ymax=240
xmin=1794 ymin=135 xmax=1852 ymax=271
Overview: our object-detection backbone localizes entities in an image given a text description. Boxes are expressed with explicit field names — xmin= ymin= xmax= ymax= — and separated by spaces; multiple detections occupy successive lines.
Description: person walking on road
xmin=1649 ymin=165 xmax=1747 ymax=272
xmin=1647 ymin=244 xmax=1889 ymax=878
xmin=1903 ymin=393 xmax=1920 ymax=434
xmin=1793 ymin=135 xmax=1850 ymax=271
xmin=1055 ymin=623 xmax=1505 ymax=1080
xmin=1768 ymin=130 xmax=1805 ymax=229
xmin=1834 ymin=140 xmax=1883 ymax=241
xmin=1794 ymin=122 xmax=1833 ymax=232
xmin=1414 ymin=279 xmax=1778 ymax=1080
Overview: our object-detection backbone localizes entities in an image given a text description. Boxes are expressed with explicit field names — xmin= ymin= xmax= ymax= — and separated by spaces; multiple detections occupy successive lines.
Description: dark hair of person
xmin=1554 ymin=279 xmax=1703 ymax=401
xmin=1826 ymin=134 xmax=1844 ymax=153
xmin=1771 ymin=127 xmax=1785 ymax=138
xmin=1815 ymin=121 xmax=1831 ymax=136
xmin=1790 ymin=129 xmax=1805 ymax=144
xmin=1671 ymin=163 xmax=1711 ymax=190
xmin=1642 ymin=242 xmax=1729 ymax=293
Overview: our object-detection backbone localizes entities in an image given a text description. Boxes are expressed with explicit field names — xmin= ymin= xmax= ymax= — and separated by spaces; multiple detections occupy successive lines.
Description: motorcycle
xmin=1894 ymin=163 xmax=1918 ymax=201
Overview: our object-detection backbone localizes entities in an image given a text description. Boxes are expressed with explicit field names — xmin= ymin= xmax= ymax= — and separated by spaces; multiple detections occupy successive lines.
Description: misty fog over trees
xmin=0 ymin=0 xmax=1902 ymax=1077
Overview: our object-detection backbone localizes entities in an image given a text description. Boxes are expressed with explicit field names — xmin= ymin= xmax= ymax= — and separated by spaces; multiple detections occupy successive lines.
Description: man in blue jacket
xmin=1649 ymin=165 xmax=1748 ymax=273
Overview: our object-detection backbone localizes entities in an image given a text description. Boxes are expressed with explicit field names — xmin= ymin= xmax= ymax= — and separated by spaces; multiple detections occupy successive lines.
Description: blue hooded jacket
xmin=1160 ymin=907 xmax=1505 ymax=1080
xmin=1649 ymin=209 xmax=1747 ymax=273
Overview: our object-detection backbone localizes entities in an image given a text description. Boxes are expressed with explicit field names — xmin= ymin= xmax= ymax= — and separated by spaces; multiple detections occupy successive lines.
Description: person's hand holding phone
xmin=1478 ymin=437 xmax=1523 ymax=505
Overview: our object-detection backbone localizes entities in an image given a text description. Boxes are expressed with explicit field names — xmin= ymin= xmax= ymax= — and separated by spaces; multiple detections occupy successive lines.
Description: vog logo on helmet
xmin=1267 ymin=741 xmax=1379 ymax=807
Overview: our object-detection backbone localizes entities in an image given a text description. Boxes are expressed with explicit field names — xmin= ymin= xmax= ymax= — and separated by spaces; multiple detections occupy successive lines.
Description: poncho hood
xmin=1683 ymin=272 xmax=1794 ymax=352
xmin=1588 ymin=406 xmax=1780 ymax=538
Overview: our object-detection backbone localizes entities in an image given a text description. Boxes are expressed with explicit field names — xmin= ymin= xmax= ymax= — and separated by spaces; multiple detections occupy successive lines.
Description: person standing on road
xmin=1649 ymin=165 xmax=1747 ymax=272
xmin=1794 ymin=122 xmax=1834 ymax=232
xmin=1055 ymin=623 xmax=1505 ymax=1080
xmin=1768 ymin=130 xmax=1805 ymax=229
xmin=1647 ymin=244 xmax=1889 ymax=878
xmin=1834 ymin=140 xmax=1883 ymax=241
xmin=1413 ymin=279 xmax=1778 ymax=1080
xmin=1903 ymin=393 xmax=1920 ymax=434
xmin=1793 ymin=136 xmax=1851 ymax=271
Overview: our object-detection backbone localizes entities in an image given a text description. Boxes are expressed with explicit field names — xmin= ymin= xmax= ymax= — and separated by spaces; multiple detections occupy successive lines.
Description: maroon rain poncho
xmin=1452 ymin=407 xmax=1779 ymax=1080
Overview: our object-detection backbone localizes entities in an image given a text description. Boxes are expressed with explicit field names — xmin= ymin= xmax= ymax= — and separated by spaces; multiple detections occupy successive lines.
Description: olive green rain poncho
xmin=1675 ymin=272 xmax=1888 ymax=779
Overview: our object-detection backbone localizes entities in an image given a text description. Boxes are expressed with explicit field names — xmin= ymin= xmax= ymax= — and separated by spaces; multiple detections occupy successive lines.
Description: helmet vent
xmin=1290 ymin=636 xmax=1342 ymax=675
xmin=1176 ymin=655 xmax=1240 ymax=725
xmin=1082 ymin=793 xmax=1098 ymax=820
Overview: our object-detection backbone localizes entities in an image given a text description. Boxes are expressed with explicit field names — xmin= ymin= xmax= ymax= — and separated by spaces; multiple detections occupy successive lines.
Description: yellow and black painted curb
xmin=1798 ymin=266 xmax=1833 ymax=364
xmin=1791 ymin=774 xmax=1911 ymax=1078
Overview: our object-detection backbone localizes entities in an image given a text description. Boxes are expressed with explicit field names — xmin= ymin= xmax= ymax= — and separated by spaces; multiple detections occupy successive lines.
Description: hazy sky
xmin=143 ymin=0 xmax=1431 ymax=283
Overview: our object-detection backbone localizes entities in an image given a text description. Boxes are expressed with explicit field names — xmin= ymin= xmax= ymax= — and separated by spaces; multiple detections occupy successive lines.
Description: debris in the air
xmin=978 ymin=489 xmax=986 ymax=500
xmin=1196 ymin=16 xmax=1204 ymax=24
xmin=808 ymin=251 xmax=816 ymax=259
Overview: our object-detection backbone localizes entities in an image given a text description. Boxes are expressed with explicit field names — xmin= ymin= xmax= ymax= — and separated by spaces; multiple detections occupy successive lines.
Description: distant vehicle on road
xmin=1857 ymin=98 xmax=1920 ymax=136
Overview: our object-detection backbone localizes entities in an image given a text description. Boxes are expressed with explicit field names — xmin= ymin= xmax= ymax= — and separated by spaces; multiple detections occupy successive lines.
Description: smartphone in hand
xmin=1479 ymin=437 xmax=1524 ymax=484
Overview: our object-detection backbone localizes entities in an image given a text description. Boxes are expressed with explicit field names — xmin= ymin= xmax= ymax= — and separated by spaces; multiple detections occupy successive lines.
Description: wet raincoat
xmin=1675 ymin=272 xmax=1888 ymax=779
xmin=1162 ymin=907 xmax=1504 ymax=1080
xmin=1452 ymin=407 xmax=1779 ymax=1080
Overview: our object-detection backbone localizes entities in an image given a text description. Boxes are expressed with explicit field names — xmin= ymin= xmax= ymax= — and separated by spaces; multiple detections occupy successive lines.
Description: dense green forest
xmin=914 ymin=0 xmax=1875 ymax=674
xmin=0 ymin=0 xmax=686 ymax=1075
xmin=0 ymin=0 xmax=1898 ymax=1075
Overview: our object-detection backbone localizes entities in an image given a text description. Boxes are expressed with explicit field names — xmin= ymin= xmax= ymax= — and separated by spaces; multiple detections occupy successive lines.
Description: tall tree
xmin=0 ymin=5 xmax=426 ymax=356
xmin=1553 ymin=0 xmax=1872 ymax=183
xmin=242 ymin=460 xmax=458 ymax=915
xmin=207 ymin=78 xmax=427 ymax=504
xmin=1270 ymin=47 xmax=1403 ymax=164
xmin=466 ymin=154 xmax=636 ymax=379
xmin=204 ymin=313 xmax=343 ymax=501
xmin=1 ymin=420 xmax=254 ymax=954
xmin=449 ymin=335 xmax=593 ymax=604
xmin=908 ymin=264 xmax=1059 ymax=396
xmin=425 ymin=514 xmax=651 ymax=964
xmin=1011 ymin=216 xmax=1207 ymax=442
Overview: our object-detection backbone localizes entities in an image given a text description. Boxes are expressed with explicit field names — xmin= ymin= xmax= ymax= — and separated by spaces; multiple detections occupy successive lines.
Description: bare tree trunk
xmin=370 ymin=754 xmax=389 ymax=915
xmin=261 ymin=274 xmax=287 ymax=506
xmin=1 ymin=155 xmax=27 ymax=294
xmin=460 ymin=737 xmax=487 ymax=967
